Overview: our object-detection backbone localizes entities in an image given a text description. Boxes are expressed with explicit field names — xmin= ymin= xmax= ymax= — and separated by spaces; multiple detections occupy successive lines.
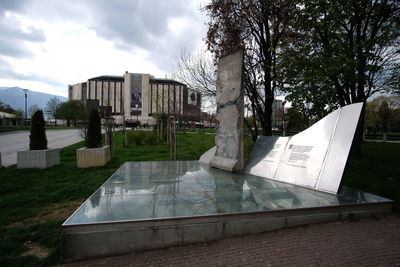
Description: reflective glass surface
xmin=64 ymin=161 xmax=391 ymax=225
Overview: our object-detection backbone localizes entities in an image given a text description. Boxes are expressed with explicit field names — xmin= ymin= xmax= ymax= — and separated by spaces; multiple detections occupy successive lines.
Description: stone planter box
xmin=17 ymin=148 xmax=60 ymax=169
xmin=77 ymin=146 xmax=111 ymax=168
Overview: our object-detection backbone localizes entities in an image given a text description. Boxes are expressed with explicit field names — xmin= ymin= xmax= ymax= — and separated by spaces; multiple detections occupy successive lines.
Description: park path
xmin=63 ymin=215 xmax=400 ymax=266
xmin=0 ymin=129 xmax=83 ymax=167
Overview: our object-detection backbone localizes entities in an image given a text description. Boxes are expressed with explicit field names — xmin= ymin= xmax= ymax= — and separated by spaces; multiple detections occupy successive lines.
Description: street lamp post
xmin=282 ymin=101 xmax=286 ymax=137
xmin=23 ymin=89 xmax=28 ymax=128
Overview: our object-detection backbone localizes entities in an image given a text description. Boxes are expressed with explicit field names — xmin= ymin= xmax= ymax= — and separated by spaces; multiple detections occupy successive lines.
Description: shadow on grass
xmin=342 ymin=142 xmax=400 ymax=213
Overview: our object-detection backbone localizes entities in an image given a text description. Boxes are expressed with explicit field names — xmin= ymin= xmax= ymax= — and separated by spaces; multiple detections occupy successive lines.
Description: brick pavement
xmin=63 ymin=215 xmax=400 ymax=266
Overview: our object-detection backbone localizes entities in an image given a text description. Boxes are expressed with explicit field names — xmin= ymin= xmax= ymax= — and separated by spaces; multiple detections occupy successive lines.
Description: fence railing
xmin=364 ymin=133 xmax=400 ymax=142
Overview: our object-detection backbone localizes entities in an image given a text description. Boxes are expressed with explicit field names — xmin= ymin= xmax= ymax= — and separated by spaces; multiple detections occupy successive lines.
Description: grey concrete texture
xmin=17 ymin=148 xmax=60 ymax=169
xmin=210 ymin=49 xmax=245 ymax=172
xmin=0 ymin=129 xmax=83 ymax=167
xmin=76 ymin=146 xmax=111 ymax=168
xmin=61 ymin=202 xmax=391 ymax=262
xmin=62 ymin=215 xmax=400 ymax=267
xmin=198 ymin=146 xmax=216 ymax=164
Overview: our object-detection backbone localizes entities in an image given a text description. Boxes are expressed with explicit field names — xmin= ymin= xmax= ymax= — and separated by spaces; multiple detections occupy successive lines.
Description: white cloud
xmin=0 ymin=0 xmax=208 ymax=97
xmin=168 ymin=17 xmax=189 ymax=36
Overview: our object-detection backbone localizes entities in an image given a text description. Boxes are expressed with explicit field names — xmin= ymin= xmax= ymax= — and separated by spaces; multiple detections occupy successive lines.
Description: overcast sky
xmin=0 ymin=0 xmax=209 ymax=97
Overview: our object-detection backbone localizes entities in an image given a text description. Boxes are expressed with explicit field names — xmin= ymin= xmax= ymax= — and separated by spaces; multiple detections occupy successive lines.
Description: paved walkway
xmin=64 ymin=215 xmax=400 ymax=266
xmin=0 ymin=129 xmax=82 ymax=167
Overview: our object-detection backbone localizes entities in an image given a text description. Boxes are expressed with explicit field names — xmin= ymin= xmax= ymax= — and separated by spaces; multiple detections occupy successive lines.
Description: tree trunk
xmin=263 ymin=97 xmax=273 ymax=136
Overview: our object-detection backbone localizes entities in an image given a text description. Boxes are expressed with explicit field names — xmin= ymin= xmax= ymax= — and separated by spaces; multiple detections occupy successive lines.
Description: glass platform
xmin=64 ymin=161 xmax=390 ymax=225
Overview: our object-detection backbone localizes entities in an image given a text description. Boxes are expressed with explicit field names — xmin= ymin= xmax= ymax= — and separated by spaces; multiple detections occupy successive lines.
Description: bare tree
xmin=385 ymin=64 xmax=400 ymax=95
xmin=28 ymin=104 xmax=40 ymax=118
xmin=45 ymin=97 xmax=61 ymax=126
xmin=172 ymin=49 xmax=217 ymax=110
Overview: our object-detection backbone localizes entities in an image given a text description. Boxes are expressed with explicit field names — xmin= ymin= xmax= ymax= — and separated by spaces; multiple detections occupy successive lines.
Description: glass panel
xmin=64 ymin=161 xmax=391 ymax=225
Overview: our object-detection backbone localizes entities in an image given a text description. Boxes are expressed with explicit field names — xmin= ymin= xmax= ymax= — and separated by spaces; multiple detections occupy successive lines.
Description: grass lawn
xmin=342 ymin=142 xmax=400 ymax=213
xmin=0 ymin=131 xmax=398 ymax=266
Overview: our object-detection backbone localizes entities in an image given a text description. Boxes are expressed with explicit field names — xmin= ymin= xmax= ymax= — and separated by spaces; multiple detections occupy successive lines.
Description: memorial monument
xmin=61 ymin=50 xmax=392 ymax=262
xmin=200 ymin=48 xmax=363 ymax=194
xmin=244 ymin=103 xmax=363 ymax=194
xmin=208 ymin=49 xmax=244 ymax=172
xmin=203 ymin=100 xmax=363 ymax=194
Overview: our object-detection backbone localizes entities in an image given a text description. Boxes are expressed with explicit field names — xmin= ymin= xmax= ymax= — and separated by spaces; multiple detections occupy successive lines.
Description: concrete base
xmin=17 ymin=148 xmax=60 ymax=169
xmin=76 ymin=146 xmax=110 ymax=168
xmin=62 ymin=202 xmax=392 ymax=262
xmin=199 ymin=146 xmax=216 ymax=165
xmin=210 ymin=155 xmax=240 ymax=172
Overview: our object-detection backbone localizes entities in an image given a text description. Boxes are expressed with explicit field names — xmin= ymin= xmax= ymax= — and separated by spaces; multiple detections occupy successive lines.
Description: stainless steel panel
xmin=244 ymin=136 xmax=289 ymax=179
xmin=244 ymin=103 xmax=363 ymax=194
xmin=316 ymin=103 xmax=363 ymax=192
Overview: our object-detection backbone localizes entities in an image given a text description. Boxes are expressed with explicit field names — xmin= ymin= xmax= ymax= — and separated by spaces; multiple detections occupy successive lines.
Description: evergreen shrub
xmin=29 ymin=110 xmax=47 ymax=150
xmin=86 ymin=109 xmax=102 ymax=148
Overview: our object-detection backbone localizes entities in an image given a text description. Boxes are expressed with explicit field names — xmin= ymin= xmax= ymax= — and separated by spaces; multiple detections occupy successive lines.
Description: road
xmin=0 ymin=129 xmax=83 ymax=167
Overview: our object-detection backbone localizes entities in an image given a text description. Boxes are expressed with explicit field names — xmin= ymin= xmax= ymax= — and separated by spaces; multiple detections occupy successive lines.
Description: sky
xmin=0 ymin=0 xmax=209 ymax=97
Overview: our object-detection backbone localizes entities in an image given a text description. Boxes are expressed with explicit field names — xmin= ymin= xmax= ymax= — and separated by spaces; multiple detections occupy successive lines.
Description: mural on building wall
xmin=131 ymin=74 xmax=142 ymax=116
xmin=188 ymin=90 xmax=197 ymax=105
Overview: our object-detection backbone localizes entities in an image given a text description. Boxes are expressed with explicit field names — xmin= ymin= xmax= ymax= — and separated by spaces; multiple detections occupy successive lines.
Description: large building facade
xmin=69 ymin=72 xmax=201 ymax=126
xmin=271 ymin=99 xmax=284 ymax=129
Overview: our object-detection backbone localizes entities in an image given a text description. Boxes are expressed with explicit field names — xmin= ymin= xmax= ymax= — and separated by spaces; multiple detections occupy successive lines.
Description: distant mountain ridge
xmin=0 ymin=87 xmax=67 ymax=111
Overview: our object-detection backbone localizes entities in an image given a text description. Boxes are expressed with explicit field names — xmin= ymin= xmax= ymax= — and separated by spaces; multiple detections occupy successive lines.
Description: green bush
xmin=86 ymin=109 xmax=102 ymax=148
xmin=29 ymin=110 xmax=47 ymax=150
xmin=126 ymin=131 xmax=157 ymax=146
xmin=143 ymin=132 xmax=157 ymax=145
xmin=127 ymin=131 xmax=143 ymax=146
